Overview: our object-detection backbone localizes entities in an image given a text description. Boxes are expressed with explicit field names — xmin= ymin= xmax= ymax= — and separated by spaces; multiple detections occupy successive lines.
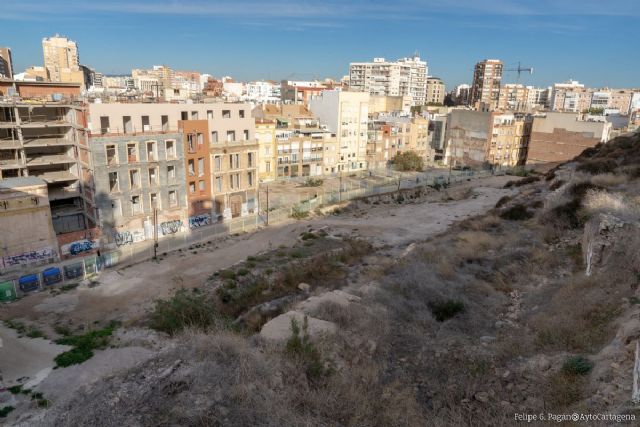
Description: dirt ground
xmin=0 ymin=174 xmax=513 ymax=401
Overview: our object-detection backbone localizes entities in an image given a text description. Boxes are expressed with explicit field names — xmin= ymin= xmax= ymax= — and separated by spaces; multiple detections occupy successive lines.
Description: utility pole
xmin=339 ymin=170 xmax=343 ymax=202
xmin=265 ymin=185 xmax=269 ymax=226
xmin=153 ymin=208 xmax=158 ymax=260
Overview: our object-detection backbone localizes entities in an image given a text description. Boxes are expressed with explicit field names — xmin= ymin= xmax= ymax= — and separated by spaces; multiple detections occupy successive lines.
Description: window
xmin=265 ymin=161 xmax=271 ymax=172
xmin=148 ymin=167 xmax=158 ymax=185
xmin=169 ymin=190 xmax=177 ymax=207
xmin=211 ymin=131 xmax=218 ymax=143
xmin=106 ymin=145 xmax=117 ymax=165
xmin=141 ymin=115 xmax=150 ymax=131
xmin=197 ymin=133 xmax=204 ymax=147
xmin=188 ymin=159 xmax=195 ymax=176
xmin=161 ymin=115 xmax=169 ymax=131
xmin=230 ymin=153 xmax=240 ymax=169
xmin=264 ymin=146 xmax=271 ymax=155
xmin=191 ymin=111 xmax=198 ymax=120
xmin=167 ymin=165 xmax=176 ymax=181
xmin=129 ymin=169 xmax=140 ymax=188
xmin=215 ymin=176 xmax=223 ymax=192
xmin=198 ymin=158 xmax=204 ymax=176
xmin=150 ymin=192 xmax=159 ymax=209
xmin=165 ymin=140 xmax=176 ymax=158
xmin=243 ymin=130 xmax=249 ymax=141
xmin=214 ymin=155 xmax=222 ymax=171
xmin=239 ymin=109 xmax=245 ymax=118
xmin=100 ymin=116 xmax=110 ymax=134
xmin=247 ymin=171 xmax=254 ymax=187
xmin=230 ymin=173 xmax=240 ymax=189
xmin=247 ymin=152 xmax=254 ymax=167
xmin=189 ymin=182 xmax=196 ymax=193
xmin=127 ymin=143 xmax=137 ymax=163
xmin=131 ymin=195 xmax=142 ymax=214
xmin=181 ymin=111 xmax=188 ymax=120
xmin=188 ymin=134 xmax=196 ymax=152
xmin=199 ymin=180 xmax=205 ymax=192
xmin=227 ymin=130 xmax=236 ymax=142
xmin=207 ymin=110 xmax=213 ymax=119
xmin=123 ymin=116 xmax=132 ymax=133
xmin=222 ymin=110 xmax=231 ymax=118
xmin=146 ymin=141 xmax=157 ymax=161
xmin=108 ymin=171 xmax=119 ymax=192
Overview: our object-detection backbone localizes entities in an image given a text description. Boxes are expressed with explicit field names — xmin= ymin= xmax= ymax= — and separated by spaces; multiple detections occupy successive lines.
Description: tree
xmin=392 ymin=151 xmax=424 ymax=171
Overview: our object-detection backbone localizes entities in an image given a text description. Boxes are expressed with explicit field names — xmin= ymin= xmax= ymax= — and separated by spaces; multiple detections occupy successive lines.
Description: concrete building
xmin=309 ymin=90 xmax=369 ymax=172
xmin=274 ymin=128 xmax=335 ymax=178
xmin=255 ymin=119 xmax=277 ymax=182
xmin=497 ymin=84 xmax=529 ymax=111
xmin=42 ymin=35 xmax=84 ymax=85
xmin=549 ymin=80 xmax=590 ymax=112
xmin=368 ymin=95 xmax=412 ymax=115
xmin=90 ymin=132 xmax=188 ymax=247
xmin=0 ymin=177 xmax=59 ymax=270
xmin=280 ymin=80 xmax=333 ymax=105
xmin=0 ymin=87 xmax=96 ymax=237
xmin=470 ymin=59 xmax=503 ymax=110
xmin=527 ymin=112 xmax=611 ymax=164
xmin=349 ymin=56 xmax=428 ymax=106
xmin=180 ymin=120 xmax=212 ymax=220
xmin=427 ymin=113 xmax=447 ymax=163
xmin=487 ymin=113 xmax=532 ymax=167
xmin=89 ymin=102 xmax=257 ymax=220
xmin=426 ymin=77 xmax=445 ymax=105
xmin=452 ymin=84 xmax=471 ymax=106
xmin=367 ymin=114 xmax=430 ymax=170
xmin=0 ymin=48 xmax=14 ymax=80
xmin=445 ymin=110 xmax=492 ymax=167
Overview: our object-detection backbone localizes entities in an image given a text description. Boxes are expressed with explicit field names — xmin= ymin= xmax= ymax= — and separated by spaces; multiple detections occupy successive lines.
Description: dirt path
xmin=0 ymin=175 xmax=513 ymax=329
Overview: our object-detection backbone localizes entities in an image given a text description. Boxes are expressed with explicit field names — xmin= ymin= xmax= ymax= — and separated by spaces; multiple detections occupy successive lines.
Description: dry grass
xmin=590 ymin=173 xmax=628 ymax=187
xmin=583 ymin=189 xmax=638 ymax=219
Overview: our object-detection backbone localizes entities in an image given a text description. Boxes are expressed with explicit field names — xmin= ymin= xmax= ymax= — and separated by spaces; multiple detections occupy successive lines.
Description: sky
xmin=1 ymin=0 xmax=639 ymax=89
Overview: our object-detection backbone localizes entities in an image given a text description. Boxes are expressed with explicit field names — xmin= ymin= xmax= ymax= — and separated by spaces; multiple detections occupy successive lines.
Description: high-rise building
xmin=452 ymin=84 xmax=471 ymax=106
xmin=42 ymin=35 xmax=81 ymax=83
xmin=349 ymin=56 xmax=428 ymax=106
xmin=470 ymin=59 xmax=503 ymax=110
xmin=0 ymin=47 xmax=14 ymax=79
xmin=426 ymin=77 xmax=445 ymax=105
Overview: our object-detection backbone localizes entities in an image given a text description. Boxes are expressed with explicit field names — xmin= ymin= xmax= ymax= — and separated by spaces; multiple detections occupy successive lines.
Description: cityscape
xmin=1 ymin=5 xmax=640 ymax=425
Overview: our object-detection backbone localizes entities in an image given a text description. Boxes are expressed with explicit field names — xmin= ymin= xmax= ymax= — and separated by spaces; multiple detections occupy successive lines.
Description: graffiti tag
xmin=160 ymin=220 xmax=183 ymax=235
xmin=2 ymin=247 xmax=55 ymax=268
xmin=114 ymin=231 xmax=133 ymax=246
xmin=62 ymin=239 xmax=97 ymax=256
xmin=189 ymin=214 xmax=211 ymax=229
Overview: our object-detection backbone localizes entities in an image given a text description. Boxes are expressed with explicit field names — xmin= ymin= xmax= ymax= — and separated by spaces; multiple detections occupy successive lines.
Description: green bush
xmin=562 ymin=356 xmax=593 ymax=375
xmin=219 ymin=270 xmax=236 ymax=280
xmin=149 ymin=288 xmax=222 ymax=336
xmin=286 ymin=317 xmax=331 ymax=383
xmin=391 ymin=151 xmax=424 ymax=172
xmin=500 ymin=204 xmax=534 ymax=221
xmin=0 ymin=406 xmax=15 ymax=418
xmin=429 ymin=300 xmax=465 ymax=322
xmin=7 ymin=385 xmax=22 ymax=394
xmin=54 ymin=325 xmax=116 ymax=368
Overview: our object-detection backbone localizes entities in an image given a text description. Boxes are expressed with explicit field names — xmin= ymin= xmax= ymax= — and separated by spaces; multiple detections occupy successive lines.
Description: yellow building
xmin=42 ymin=35 xmax=81 ymax=83
xmin=488 ymin=113 xmax=532 ymax=167
xmin=255 ymin=119 xmax=277 ymax=182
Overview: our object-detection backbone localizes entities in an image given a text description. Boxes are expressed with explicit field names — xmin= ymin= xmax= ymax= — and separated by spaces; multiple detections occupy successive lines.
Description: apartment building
xmin=91 ymin=132 xmax=188 ymax=246
xmin=527 ymin=112 xmax=611 ymax=164
xmin=42 ymin=35 xmax=84 ymax=85
xmin=427 ymin=113 xmax=447 ymax=163
xmin=0 ymin=47 xmax=14 ymax=80
xmin=470 ymin=59 xmax=503 ymax=110
xmin=452 ymin=84 xmax=471 ymax=106
xmin=309 ymin=90 xmax=369 ymax=172
xmin=180 ymin=120 xmax=212 ymax=221
xmin=255 ymin=119 xmax=277 ymax=182
xmin=0 ymin=88 xmax=96 ymax=237
xmin=349 ymin=56 xmax=428 ymax=106
xmin=549 ymin=80 xmax=591 ymax=112
xmin=487 ymin=113 xmax=532 ymax=167
xmin=368 ymin=95 xmax=412 ymax=115
xmin=88 ymin=102 xmax=257 ymax=221
xmin=274 ymin=128 xmax=336 ymax=178
xmin=426 ymin=77 xmax=446 ymax=105
xmin=280 ymin=80 xmax=334 ymax=105
xmin=497 ymin=84 xmax=529 ymax=111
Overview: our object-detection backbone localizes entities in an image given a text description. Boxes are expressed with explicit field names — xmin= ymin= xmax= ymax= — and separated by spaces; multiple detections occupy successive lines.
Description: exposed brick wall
xmin=527 ymin=129 xmax=600 ymax=164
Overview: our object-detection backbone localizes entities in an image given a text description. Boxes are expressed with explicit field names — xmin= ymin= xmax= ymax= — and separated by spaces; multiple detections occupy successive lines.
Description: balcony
xmin=26 ymin=154 xmax=76 ymax=167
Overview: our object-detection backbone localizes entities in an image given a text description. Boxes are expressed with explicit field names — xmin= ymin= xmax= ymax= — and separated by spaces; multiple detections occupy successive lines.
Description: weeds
xmin=54 ymin=324 xmax=117 ymax=367
xmin=286 ymin=317 xmax=331 ymax=383
xmin=0 ymin=406 xmax=14 ymax=418
xmin=150 ymin=288 xmax=226 ymax=335
xmin=562 ymin=356 xmax=593 ymax=375
xmin=291 ymin=206 xmax=310 ymax=219
xmin=302 ymin=178 xmax=324 ymax=187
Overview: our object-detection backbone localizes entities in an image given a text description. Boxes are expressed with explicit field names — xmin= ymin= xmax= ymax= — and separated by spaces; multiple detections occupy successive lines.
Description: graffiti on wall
xmin=61 ymin=239 xmax=98 ymax=256
xmin=114 ymin=229 xmax=145 ymax=247
xmin=2 ymin=247 xmax=56 ymax=268
xmin=160 ymin=220 xmax=183 ymax=235
xmin=189 ymin=214 xmax=211 ymax=229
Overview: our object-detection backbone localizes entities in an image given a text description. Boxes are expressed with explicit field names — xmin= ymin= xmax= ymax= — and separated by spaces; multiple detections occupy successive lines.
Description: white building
xmin=349 ymin=55 xmax=428 ymax=106
xmin=309 ymin=90 xmax=369 ymax=172
xmin=245 ymin=81 xmax=279 ymax=103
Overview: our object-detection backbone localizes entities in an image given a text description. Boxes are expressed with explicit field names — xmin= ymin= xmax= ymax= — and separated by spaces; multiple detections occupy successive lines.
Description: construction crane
xmin=505 ymin=61 xmax=534 ymax=82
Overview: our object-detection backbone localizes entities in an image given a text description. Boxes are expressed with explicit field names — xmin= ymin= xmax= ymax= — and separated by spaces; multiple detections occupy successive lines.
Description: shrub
xmin=500 ymin=204 xmax=534 ymax=221
xmin=149 ymin=289 xmax=223 ymax=336
xmin=562 ymin=355 xmax=593 ymax=375
xmin=495 ymin=196 xmax=511 ymax=208
xmin=576 ymin=159 xmax=617 ymax=175
xmin=237 ymin=268 xmax=250 ymax=276
xmin=429 ymin=299 xmax=465 ymax=322
xmin=286 ymin=317 xmax=331 ymax=383
xmin=54 ymin=324 xmax=116 ymax=367
xmin=219 ymin=270 xmax=236 ymax=280
xmin=7 ymin=385 xmax=22 ymax=394
xmin=546 ymin=198 xmax=586 ymax=229
xmin=303 ymin=178 xmax=323 ymax=187
xmin=291 ymin=206 xmax=309 ymax=219
xmin=0 ymin=406 xmax=14 ymax=418
xmin=391 ymin=151 xmax=424 ymax=171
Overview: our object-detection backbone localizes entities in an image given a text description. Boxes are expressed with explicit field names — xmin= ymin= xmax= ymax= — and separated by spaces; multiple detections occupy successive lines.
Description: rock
xmin=260 ymin=311 xmax=337 ymax=343
xmin=298 ymin=289 xmax=361 ymax=313
xmin=474 ymin=392 xmax=489 ymax=403
xmin=298 ymin=283 xmax=311 ymax=292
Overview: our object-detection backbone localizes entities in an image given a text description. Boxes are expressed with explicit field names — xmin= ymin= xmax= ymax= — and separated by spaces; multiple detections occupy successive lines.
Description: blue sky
xmin=1 ymin=0 xmax=639 ymax=88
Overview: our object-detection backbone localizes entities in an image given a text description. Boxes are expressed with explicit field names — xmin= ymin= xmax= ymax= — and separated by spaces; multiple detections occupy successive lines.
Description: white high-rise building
xmin=349 ymin=55 xmax=428 ymax=106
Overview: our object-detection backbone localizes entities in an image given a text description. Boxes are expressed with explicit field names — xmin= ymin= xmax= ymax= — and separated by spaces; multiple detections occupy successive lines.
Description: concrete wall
xmin=445 ymin=110 xmax=491 ymax=166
